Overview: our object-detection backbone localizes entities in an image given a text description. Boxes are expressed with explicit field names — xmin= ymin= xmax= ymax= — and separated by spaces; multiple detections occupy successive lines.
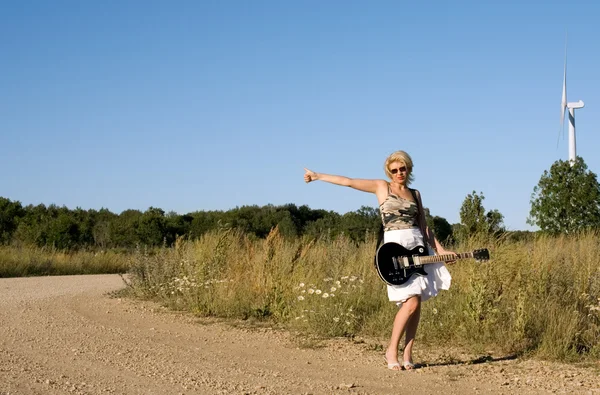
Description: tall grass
xmin=3 ymin=229 xmax=596 ymax=361
xmin=126 ymin=227 xmax=600 ymax=361
xmin=0 ymin=245 xmax=129 ymax=277
xmin=418 ymin=232 xmax=600 ymax=360
xmin=126 ymin=229 xmax=390 ymax=335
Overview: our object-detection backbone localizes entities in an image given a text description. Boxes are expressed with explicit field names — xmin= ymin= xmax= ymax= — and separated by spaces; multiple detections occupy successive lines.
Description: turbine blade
xmin=558 ymin=37 xmax=568 ymax=148
xmin=558 ymin=69 xmax=566 ymax=147
xmin=560 ymin=47 xmax=567 ymax=123
xmin=561 ymin=64 xmax=567 ymax=109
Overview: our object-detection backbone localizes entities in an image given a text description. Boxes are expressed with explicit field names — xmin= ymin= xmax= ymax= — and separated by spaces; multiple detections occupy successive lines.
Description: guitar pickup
xmin=402 ymin=257 xmax=410 ymax=268
xmin=392 ymin=257 xmax=399 ymax=271
xmin=412 ymin=256 xmax=422 ymax=267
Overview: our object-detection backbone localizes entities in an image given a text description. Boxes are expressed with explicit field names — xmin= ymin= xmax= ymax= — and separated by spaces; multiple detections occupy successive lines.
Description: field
xmin=2 ymin=228 xmax=599 ymax=362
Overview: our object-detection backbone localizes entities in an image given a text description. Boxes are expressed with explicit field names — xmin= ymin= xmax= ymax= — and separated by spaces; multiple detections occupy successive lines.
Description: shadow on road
xmin=418 ymin=354 xmax=519 ymax=369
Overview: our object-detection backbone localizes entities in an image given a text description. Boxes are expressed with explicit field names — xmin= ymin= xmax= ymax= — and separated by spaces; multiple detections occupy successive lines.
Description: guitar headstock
xmin=473 ymin=249 xmax=490 ymax=262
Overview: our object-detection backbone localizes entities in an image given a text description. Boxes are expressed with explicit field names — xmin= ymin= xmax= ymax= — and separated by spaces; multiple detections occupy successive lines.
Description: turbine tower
xmin=560 ymin=42 xmax=584 ymax=164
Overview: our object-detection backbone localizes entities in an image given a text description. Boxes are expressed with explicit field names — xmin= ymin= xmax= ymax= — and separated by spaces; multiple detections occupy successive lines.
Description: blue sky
xmin=2 ymin=1 xmax=599 ymax=231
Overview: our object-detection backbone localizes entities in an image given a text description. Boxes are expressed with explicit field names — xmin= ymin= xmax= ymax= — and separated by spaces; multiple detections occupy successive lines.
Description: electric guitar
xmin=375 ymin=242 xmax=490 ymax=286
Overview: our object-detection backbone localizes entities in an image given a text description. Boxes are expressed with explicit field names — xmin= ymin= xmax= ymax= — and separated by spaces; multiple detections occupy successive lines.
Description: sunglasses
xmin=389 ymin=166 xmax=407 ymax=174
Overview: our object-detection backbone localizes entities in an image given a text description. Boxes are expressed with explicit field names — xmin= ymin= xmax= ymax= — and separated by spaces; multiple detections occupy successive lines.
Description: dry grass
xmin=125 ymin=227 xmax=600 ymax=361
xmin=418 ymin=232 xmax=600 ymax=360
xmin=0 ymin=245 xmax=129 ymax=277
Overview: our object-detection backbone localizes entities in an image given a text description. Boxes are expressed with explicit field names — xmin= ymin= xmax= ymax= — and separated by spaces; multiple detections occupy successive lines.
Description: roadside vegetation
xmin=0 ymin=245 xmax=129 ymax=277
xmin=124 ymin=227 xmax=600 ymax=362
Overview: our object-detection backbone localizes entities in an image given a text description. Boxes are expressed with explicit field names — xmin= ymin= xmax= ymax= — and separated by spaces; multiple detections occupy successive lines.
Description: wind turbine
xmin=559 ymin=42 xmax=584 ymax=164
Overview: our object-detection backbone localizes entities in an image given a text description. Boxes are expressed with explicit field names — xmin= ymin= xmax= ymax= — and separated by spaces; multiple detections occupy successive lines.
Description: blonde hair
xmin=384 ymin=150 xmax=414 ymax=185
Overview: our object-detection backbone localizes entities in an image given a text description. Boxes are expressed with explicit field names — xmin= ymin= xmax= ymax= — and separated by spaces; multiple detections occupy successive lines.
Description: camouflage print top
xmin=379 ymin=186 xmax=419 ymax=231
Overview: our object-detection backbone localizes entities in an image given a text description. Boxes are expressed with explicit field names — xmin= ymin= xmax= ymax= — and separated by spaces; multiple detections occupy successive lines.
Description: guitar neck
xmin=420 ymin=252 xmax=473 ymax=264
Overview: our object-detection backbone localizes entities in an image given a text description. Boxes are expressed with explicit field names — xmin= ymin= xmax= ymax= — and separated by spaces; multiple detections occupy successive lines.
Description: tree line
xmin=0 ymin=194 xmax=503 ymax=250
xmin=0 ymin=200 xmax=369 ymax=249
xmin=1 ymin=156 xmax=598 ymax=250
xmin=0 ymin=198 xmax=448 ymax=249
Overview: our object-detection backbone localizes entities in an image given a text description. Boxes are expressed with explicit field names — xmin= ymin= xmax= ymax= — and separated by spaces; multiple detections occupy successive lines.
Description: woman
xmin=303 ymin=150 xmax=455 ymax=371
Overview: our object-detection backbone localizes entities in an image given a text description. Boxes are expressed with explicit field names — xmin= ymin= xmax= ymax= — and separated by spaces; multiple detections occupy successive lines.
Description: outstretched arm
xmin=304 ymin=168 xmax=387 ymax=196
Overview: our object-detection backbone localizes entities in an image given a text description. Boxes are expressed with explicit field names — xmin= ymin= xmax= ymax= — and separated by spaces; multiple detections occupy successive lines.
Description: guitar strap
xmin=409 ymin=188 xmax=430 ymax=251
xmin=373 ymin=187 xmax=428 ymax=269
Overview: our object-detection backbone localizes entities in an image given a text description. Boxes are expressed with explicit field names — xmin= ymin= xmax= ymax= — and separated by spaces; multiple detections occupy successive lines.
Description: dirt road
xmin=0 ymin=275 xmax=598 ymax=395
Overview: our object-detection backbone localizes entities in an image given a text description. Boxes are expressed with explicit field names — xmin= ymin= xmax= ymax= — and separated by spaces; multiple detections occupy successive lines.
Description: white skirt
xmin=384 ymin=228 xmax=452 ymax=304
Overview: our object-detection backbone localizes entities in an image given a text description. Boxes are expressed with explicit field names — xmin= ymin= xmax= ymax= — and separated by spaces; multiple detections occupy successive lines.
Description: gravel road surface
xmin=1 ymin=274 xmax=599 ymax=394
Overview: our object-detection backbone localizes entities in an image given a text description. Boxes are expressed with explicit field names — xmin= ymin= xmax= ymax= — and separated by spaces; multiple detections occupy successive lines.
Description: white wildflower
xmin=297 ymin=296 xmax=305 ymax=301
xmin=322 ymin=293 xmax=329 ymax=298
xmin=330 ymin=287 xmax=337 ymax=292
xmin=315 ymin=289 xmax=322 ymax=295
xmin=308 ymin=289 xmax=315 ymax=294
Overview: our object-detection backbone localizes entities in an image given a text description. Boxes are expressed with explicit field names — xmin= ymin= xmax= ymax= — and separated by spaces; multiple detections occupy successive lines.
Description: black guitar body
xmin=376 ymin=243 xmax=429 ymax=286
xmin=376 ymin=242 xmax=489 ymax=286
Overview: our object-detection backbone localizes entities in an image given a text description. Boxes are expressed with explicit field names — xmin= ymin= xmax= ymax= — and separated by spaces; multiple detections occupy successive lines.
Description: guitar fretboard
xmin=419 ymin=252 xmax=472 ymax=264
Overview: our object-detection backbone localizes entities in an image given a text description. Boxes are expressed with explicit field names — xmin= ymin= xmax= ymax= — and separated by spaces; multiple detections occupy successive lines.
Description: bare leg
xmin=403 ymin=296 xmax=421 ymax=367
xmin=385 ymin=296 xmax=420 ymax=370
